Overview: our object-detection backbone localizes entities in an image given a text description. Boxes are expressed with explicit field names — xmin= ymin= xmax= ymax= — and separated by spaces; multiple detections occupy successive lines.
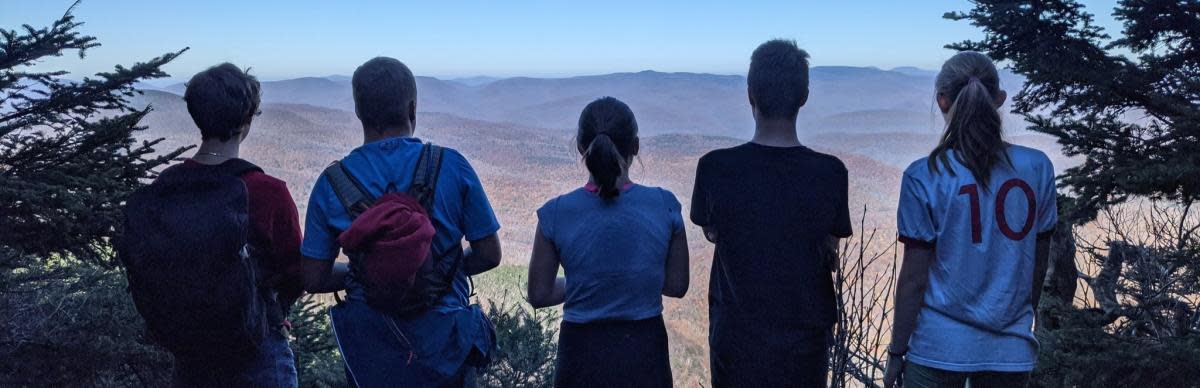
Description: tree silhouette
xmin=1 ymin=2 xmax=186 ymax=266
xmin=0 ymin=3 xmax=187 ymax=385
xmin=946 ymin=0 xmax=1199 ymax=224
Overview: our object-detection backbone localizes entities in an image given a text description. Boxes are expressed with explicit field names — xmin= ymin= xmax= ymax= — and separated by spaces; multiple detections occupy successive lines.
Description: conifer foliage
xmin=478 ymin=300 xmax=559 ymax=388
xmin=946 ymin=0 xmax=1199 ymax=224
xmin=287 ymin=295 xmax=347 ymax=388
xmin=0 ymin=3 xmax=186 ymax=385
xmin=0 ymin=3 xmax=186 ymax=266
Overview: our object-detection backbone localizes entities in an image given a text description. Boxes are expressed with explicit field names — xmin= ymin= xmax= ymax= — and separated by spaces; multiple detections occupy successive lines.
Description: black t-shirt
xmin=691 ymin=142 xmax=852 ymax=330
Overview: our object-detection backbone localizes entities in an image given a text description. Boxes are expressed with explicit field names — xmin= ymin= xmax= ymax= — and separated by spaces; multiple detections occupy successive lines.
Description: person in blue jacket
xmin=299 ymin=57 xmax=503 ymax=388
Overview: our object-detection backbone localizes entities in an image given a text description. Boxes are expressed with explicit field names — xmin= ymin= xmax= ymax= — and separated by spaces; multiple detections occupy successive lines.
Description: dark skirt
xmin=555 ymin=315 xmax=672 ymax=388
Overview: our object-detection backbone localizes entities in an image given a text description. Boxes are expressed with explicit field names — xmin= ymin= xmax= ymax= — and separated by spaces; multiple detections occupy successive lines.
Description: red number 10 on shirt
xmin=957 ymin=179 xmax=1036 ymax=243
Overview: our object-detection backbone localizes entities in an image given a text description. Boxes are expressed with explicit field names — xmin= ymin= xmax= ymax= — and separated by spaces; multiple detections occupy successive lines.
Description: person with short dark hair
xmin=527 ymin=97 xmax=689 ymax=388
xmin=184 ymin=63 xmax=263 ymax=142
xmin=299 ymin=57 xmax=502 ymax=387
xmin=690 ymin=40 xmax=852 ymax=387
xmin=127 ymin=63 xmax=302 ymax=387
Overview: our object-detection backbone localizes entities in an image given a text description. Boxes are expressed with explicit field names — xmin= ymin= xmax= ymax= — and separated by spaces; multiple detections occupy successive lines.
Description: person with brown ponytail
xmin=527 ymin=97 xmax=690 ymax=388
xmin=882 ymin=51 xmax=1057 ymax=388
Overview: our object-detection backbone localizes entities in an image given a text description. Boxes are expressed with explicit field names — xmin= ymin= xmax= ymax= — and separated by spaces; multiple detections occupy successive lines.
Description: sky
xmin=4 ymin=0 xmax=1123 ymax=81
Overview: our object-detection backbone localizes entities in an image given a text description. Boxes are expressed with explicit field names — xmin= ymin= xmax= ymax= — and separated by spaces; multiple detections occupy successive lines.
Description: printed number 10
xmin=957 ymin=179 xmax=1036 ymax=244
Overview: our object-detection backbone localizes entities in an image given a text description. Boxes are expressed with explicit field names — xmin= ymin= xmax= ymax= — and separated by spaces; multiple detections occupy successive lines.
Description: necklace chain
xmin=197 ymin=151 xmax=230 ymax=158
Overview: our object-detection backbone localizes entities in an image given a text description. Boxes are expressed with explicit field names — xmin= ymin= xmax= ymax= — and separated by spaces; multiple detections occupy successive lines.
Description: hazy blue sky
xmin=5 ymin=0 xmax=1122 ymax=80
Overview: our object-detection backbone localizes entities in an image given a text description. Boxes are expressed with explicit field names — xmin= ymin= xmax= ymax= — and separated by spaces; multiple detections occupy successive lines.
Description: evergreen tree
xmin=479 ymin=300 xmax=559 ymax=388
xmin=945 ymin=0 xmax=1199 ymax=224
xmin=1 ymin=3 xmax=185 ymax=268
xmin=947 ymin=1 xmax=1200 ymax=386
xmin=288 ymin=295 xmax=347 ymax=388
xmin=0 ymin=3 xmax=187 ymax=385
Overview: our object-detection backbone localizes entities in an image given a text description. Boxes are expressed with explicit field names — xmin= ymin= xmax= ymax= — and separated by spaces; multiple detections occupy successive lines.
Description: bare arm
xmin=464 ymin=234 xmax=502 ymax=276
xmin=527 ymin=224 xmax=566 ymax=309
xmin=300 ymin=257 xmax=349 ymax=293
xmin=662 ymin=229 xmax=690 ymax=298
xmin=1032 ymin=235 xmax=1052 ymax=311
xmin=888 ymin=243 xmax=936 ymax=354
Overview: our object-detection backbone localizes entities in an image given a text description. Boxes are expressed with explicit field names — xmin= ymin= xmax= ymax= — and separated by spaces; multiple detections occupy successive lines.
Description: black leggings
xmin=555 ymin=315 xmax=672 ymax=388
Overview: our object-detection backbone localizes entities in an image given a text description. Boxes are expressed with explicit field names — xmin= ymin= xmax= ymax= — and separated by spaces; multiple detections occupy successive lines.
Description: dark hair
xmin=748 ymin=39 xmax=810 ymax=120
xmin=927 ymin=51 xmax=1010 ymax=189
xmin=184 ymin=63 xmax=260 ymax=141
xmin=352 ymin=57 xmax=417 ymax=131
xmin=577 ymin=97 xmax=638 ymax=200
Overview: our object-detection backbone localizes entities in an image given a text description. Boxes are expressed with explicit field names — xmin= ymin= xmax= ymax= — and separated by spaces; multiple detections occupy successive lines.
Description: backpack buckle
xmin=350 ymin=202 xmax=372 ymax=216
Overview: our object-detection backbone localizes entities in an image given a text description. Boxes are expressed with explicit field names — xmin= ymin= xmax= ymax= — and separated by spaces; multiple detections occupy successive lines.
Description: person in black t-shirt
xmin=690 ymin=39 xmax=853 ymax=388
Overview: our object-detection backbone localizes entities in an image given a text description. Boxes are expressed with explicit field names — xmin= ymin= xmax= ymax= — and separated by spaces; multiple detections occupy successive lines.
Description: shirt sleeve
xmin=452 ymin=150 xmax=501 ymax=241
xmin=690 ymin=154 xmax=714 ymax=227
xmin=897 ymin=171 xmax=937 ymax=247
xmin=535 ymin=198 xmax=557 ymax=242
xmin=831 ymin=163 xmax=854 ymax=238
xmin=242 ymin=173 xmax=301 ymax=268
xmin=661 ymin=188 xmax=685 ymax=234
xmin=300 ymin=175 xmax=341 ymax=261
xmin=1036 ymin=156 xmax=1058 ymax=237
xmin=241 ymin=172 xmax=304 ymax=303
xmin=265 ymin=179 xmax=304 ymax=300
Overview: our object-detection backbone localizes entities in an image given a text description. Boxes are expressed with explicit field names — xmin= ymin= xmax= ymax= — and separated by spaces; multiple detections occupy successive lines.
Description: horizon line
xmin=133 ymin=65 xmax=943 ymax=87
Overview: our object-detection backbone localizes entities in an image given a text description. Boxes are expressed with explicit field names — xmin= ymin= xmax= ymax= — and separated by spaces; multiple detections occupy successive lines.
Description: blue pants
xmin=331 ymin=298 xmax=493 ymax=387
xmin=172 ymin=328 xmax=298 ymax=388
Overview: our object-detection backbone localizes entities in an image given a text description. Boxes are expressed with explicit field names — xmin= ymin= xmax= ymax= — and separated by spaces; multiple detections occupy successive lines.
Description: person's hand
xmin=883 ymin=353 xmax=905 ymax=388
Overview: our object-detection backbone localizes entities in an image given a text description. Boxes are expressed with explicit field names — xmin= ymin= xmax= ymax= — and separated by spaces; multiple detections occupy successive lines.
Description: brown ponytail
xmin=577 ymin=97 xmax=638 ymax=200
xmin=928 ymin=51 xmax=1010 ymax=189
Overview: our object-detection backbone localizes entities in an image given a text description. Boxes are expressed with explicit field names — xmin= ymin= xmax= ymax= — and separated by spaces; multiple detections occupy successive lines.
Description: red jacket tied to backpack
xmin=338 ymin=192 xmax=435 ymax=288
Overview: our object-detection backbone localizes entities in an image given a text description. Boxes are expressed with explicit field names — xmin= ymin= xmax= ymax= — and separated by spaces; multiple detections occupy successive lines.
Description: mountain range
xmin=149 ymin=66 xmax=1029 ymax=139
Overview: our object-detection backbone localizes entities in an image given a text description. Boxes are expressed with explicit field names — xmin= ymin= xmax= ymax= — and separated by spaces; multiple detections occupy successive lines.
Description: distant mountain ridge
xmin=141 ymin=66 xmax=1029 ymax=138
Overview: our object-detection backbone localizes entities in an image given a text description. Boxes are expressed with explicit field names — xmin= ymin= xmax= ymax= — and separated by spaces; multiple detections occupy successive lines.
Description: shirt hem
xmin=563 ymin=309 xmax=664 ymax=324
xmin=907 ymin=353 xmax=1035 ymax=373
xmin=464 ymin=225 xmax=501 ymax=242
xmin=897 ymin=235 xmax=935 ymax=249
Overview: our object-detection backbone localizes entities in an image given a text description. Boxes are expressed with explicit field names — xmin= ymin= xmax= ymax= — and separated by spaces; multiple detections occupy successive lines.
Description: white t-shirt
xmin=897 ymin=144 xmax=1057 ymax=372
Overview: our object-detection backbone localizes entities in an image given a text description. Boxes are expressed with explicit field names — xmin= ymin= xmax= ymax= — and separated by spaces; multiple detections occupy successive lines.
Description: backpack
xmin=118 ymin=159 xmax=269 ymax=365
xmin=322 ymin=142 xmax=464 ymax=316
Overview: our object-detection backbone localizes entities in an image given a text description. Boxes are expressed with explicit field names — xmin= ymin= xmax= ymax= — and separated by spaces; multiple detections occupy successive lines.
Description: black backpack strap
xmin=407 ymin=143 xmax=446 ymax=210
xmin=321 ymin=161 xmax=375 ymax=220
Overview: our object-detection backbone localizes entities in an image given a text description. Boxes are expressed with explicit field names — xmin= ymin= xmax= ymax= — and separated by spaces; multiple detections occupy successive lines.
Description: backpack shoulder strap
xmin=407 ymin=143 xmax=446 ymax=210
xmin=321 ymin=161 xmax=375 ymax=220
